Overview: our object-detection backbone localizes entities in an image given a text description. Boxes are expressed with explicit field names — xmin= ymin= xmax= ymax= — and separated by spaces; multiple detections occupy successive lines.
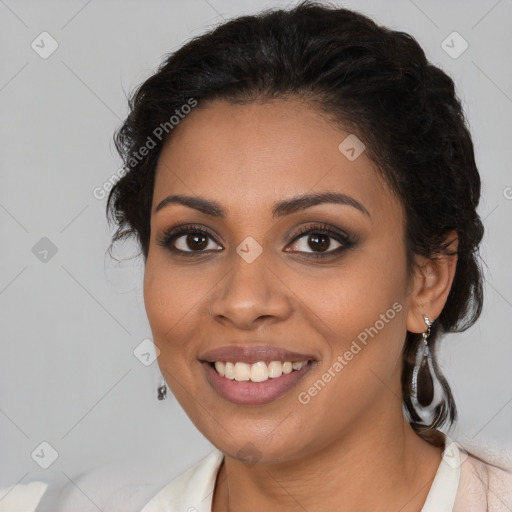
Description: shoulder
xmin=0 ymin=481 xmax=48 ymax=512
xmin=31 ymin=449 xmax=224 ymax=512
xmin=140 ymin=448 xmax=224 ymax=512
xmin=454 ymin=442 xmax=512 ymax=512
xmin=33 ymin=455 xmax=195 ymax=512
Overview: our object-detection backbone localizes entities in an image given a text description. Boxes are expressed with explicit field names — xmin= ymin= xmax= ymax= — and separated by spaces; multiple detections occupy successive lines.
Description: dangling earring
xmin=157 ymin=382 xmax=167 ymax=400
xmin=412 ymin=315 xmax=434 ymax=407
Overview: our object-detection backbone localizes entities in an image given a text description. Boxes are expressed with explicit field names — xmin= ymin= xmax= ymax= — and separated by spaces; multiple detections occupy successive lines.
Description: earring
xmin=157 ymin=382 xmax=167 ymax=400
xmin=411 ymin=315 xmax=434 ymax=407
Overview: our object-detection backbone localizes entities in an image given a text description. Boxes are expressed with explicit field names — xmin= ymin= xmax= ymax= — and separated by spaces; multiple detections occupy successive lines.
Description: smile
xmin=202 ymin=359 xmax=315 ymax=405
xmin=213 ymin=360 xmax=309 ymax=382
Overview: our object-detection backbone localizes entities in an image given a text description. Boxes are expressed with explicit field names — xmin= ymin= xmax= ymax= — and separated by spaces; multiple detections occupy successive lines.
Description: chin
xmin=210 ymin=428 xmax=306 ymax=466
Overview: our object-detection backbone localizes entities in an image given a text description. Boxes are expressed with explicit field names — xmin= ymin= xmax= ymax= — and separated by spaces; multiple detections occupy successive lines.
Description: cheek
xmin=301 ymin=252 xmax=407 ymax=341
xmin=143 ymin=259 xmax=210 ymax=412
xmin=142 ymin=257 xmax=203 ymax=360
xmin=295 ymin=246 xmax=409 ymax=395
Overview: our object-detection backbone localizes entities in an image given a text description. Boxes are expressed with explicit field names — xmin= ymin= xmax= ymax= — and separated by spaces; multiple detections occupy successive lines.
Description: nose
xmin=208 ymin=248 xmax=293 ymax=330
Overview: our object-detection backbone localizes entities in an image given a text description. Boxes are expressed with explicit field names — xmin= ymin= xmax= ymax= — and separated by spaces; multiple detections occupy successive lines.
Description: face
xmin=144 ymin=98 xmax=415 ymax=464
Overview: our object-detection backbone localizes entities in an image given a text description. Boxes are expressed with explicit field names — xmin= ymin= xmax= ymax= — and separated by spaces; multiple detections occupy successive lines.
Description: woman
xmin=20 ymin=1 xmax=511 ymax=511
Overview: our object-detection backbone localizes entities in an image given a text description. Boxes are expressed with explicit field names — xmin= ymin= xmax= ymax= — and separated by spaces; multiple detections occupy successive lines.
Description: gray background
xmin=1 ymin=0 xmax=511 ymax=493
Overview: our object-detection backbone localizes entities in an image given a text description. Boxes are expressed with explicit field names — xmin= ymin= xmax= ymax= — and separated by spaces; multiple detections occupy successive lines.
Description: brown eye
xmin=288 ymin=232 xmax=342 ymax=254
xmin=179 ymin=232 xmax=210 ymax=251
xmin=285 ymin=223 xmax=355 ymax=259
xmin=156 ymin=225 xmax=222 ymax=256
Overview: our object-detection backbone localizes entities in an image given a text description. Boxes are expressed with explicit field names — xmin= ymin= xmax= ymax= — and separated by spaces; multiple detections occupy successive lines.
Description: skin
xmin=143 ymin=98 xmax=458 ymax=512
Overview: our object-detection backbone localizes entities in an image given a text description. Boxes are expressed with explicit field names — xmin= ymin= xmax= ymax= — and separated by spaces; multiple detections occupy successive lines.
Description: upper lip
xmin=199 ymin=344 xmax=316 ymax=364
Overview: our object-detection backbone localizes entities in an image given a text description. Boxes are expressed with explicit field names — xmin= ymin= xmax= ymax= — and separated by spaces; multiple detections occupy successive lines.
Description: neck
xmin=212 ymin=409 xmax=443 ymax=512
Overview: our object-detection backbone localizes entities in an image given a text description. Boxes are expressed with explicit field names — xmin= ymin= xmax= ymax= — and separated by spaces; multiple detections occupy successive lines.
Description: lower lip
xmin=201 ymin=361 xmax=314 ymax=405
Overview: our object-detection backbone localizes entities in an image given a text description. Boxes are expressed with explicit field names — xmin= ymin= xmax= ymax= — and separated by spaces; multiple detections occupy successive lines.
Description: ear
xmin=406 ymin=230 xmax=458 ymax=334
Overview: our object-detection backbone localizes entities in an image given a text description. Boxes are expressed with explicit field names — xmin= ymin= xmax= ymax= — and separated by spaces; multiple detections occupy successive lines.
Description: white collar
xmin=140 ymin=448 xmax=223 ymax=512
xmin=141 ymin=435 xmax=461 ymax=512
xmin=421 ymin=436 xmax=461 ymax=512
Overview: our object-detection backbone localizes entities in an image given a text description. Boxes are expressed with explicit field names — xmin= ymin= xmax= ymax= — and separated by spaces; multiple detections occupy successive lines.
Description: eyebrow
xmin=154 ymin=191 xmax=370 ymax=218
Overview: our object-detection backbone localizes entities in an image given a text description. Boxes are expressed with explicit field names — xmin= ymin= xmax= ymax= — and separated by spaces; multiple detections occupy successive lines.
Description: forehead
xmin=152 ymin=99 xmax=400 ymax=222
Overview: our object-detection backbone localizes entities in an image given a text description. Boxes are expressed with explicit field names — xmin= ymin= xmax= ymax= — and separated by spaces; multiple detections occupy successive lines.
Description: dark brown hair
xmin=106 ymin=0 xmax=484 ymax=444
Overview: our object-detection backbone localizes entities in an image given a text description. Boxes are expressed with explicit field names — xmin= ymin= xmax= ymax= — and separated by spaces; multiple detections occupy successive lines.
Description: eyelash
xmin=156 ymin=222 xmax=355 ymax=259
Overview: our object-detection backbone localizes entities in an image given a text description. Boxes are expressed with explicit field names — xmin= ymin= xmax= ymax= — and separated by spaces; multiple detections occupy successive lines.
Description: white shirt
xmin=2 ymin=435 xmax=511 ymax=511
xmin=140 ymin=439 xmax=463 ymax=512
xmin=140 ymin=437 xmax=512 ymax=512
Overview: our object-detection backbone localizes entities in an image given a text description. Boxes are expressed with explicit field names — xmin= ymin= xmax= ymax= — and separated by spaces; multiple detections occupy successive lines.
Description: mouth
xmin=200 ymin=356 xmax=316 ymax=405
xmin=207 ymin=359 xmax=312 ymax=382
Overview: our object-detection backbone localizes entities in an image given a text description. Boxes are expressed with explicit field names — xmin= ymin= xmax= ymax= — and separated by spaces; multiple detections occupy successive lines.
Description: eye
xmin=156 ymin=224 xmax=222 ymax=257
xmin=156 ymin=222 xmax=355 ymax=259
xmin=285 ymin=223 xmax=355 ymax=258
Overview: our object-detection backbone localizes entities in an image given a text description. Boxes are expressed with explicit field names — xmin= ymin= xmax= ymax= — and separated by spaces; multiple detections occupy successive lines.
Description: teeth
xmin=215 ymin=361 xmax=226 ymax=377
xmin=268 ymin=361 xmax=282 ymax=379
xmin=234 ymin=362 xmax=251 ymax=381
xmin=213 ymin=360 xmax=308 ymax=382
xmin=250 ymin=361 xmax=268 ymax=383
